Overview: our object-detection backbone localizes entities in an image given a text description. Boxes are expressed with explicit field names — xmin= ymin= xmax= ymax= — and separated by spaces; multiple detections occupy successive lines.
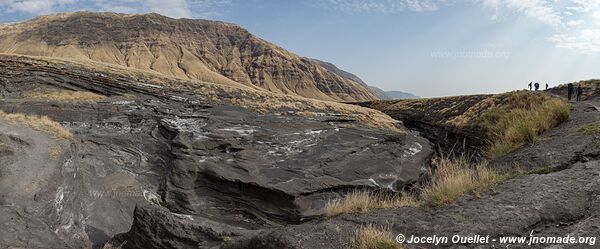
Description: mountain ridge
xmin=308 ymin=58 xmax=419 ymax=100
xmin=0 ymin=11 xmax=376 ymax=102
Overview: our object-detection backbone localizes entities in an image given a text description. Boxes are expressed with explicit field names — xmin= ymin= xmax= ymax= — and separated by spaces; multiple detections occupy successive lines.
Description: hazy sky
xmin=1 ymin=0 xmax=599 ymax=97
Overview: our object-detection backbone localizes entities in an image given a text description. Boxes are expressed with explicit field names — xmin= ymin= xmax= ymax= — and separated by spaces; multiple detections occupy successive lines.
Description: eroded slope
xmin=0 ymin=12 xmax=376 ymax=102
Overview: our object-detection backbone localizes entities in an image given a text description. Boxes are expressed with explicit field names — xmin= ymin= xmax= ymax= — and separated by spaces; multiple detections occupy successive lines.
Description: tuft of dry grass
xmin=420 ymin=156 xmax=509 ymax=207
xmin=352 ymin=224 xmax=403 ymax=249
xmin=578 ymin=123 xmax=600 ymax=135
xmin=48 ymin=145 xmax=62 ymax=160
xmin=27 ymin=90 xmax=106 ymax=103
xmin=326 ymin=191 xmax=418 ymax=217
xmin=0 ymin=111 xmax=72 ymax=139
xmin=482 ymin=92 xmax=571 ymax=158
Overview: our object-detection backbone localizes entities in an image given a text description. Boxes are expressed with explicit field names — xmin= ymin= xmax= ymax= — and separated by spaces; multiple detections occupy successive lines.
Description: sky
xmin=1 ymin=0 xmax=599 ymax=97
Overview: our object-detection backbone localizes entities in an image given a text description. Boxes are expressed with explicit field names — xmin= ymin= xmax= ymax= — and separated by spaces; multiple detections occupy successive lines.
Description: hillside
xmin=546 ymin=79 xmax=600 ymax=100
xmin=0 ymin=12 xmax=376 ymax=102
xmin=309 ymin=58 xmax=419 ymax=99
xmin=360 ymin=92 xmax=571 ymax=156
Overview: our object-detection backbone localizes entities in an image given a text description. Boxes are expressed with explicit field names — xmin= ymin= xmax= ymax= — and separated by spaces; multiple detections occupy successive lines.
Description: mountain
xmin=382 ymin=90 xmax=420 ymax=99
xmin=0 ymin=12 xmax=376 ymax=102
xmin=308 ymin=58 xmax=419 ymax=100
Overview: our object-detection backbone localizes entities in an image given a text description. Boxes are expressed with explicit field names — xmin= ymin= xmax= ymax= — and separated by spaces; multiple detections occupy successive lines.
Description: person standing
xmin=528 ymin=82 xmax=533 ymax=90
xmin=568 ymin=83 xmax=574 ymax=101
xmin=577 ymin=84 xmax=583 ymax=102
xmin=534 ymin=82 xmax=539 ymax=91
xmin=545 ymin=83 xmax=549 ymax=90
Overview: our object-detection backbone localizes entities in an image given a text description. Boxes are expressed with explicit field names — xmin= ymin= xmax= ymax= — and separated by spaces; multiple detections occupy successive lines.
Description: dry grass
xmin=326 ymin=156 xmax=510 ymax=214
xmin=578 ymin=123 xmax=600 ymax=135
xmin=352 ymin=225 xmax=403 ymax=249
xmin=0 ymin=111 xmax=72 ymax=139
xmin=325 ymin=155 xmax=554 ymax=215
xmin=27 ymin=90 xmax=106 ymax=103
xmin=326 ymin=191 xmax=418 ymax=217
xmin=482 ymin=92 xmax=571 ymax=158
xmin=48 ymin=145 xmax=62 ymax=160
xmin=421 ymin=156 xmax=509 ymax=207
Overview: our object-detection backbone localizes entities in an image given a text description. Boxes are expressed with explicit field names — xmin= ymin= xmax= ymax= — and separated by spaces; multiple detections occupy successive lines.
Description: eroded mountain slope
xmin=0 ymin=12 xmax=376 ymax=102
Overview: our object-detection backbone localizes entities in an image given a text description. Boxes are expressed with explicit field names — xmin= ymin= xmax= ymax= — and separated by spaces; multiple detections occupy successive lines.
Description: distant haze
xmin=1 ymin=1 xmax=599 ymax=98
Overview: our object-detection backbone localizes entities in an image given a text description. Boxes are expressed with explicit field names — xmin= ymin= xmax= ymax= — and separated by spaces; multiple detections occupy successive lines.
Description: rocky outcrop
xmin=0 ymin=54 xmax=432 ymax=248
xmin=358 ymin=95 xmax=492 ymax=155
xmin=107 ymin=205 xmax=258 ymax=249
xmin=0 ymin=12 xmax=377 ymax=102
xmin=224 ymin=159 xmax=600 ymax=249
xmin=223 ymin=94 xmax=600 ymax=249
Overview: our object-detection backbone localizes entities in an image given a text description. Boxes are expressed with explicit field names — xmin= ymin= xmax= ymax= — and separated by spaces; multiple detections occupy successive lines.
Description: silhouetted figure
xmin=567 ymin=83 xmax=574 ymax=101
xmin=528 ymin=82 xmax=532 ymax=90
xmin=545 ymin=83 xmax=548 ymax=90
xmin=577 ymin=85 xmax=583 ymax=102
xmin=534 ymin=82 xmax=539 ymax=91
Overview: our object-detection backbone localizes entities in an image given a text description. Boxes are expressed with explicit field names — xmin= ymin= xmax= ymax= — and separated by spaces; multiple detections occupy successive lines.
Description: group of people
xmin=528 ymin=82 xmax=548 ymax=91
xmin=528 ymin=81 xmax=584 ymax=102
xmin=567 ymin=83 xmax=584 ymax=102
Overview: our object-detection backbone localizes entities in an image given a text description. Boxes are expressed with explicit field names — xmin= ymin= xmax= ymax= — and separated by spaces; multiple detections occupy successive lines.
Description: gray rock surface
xmin=0 ymin=54 xmax=432 ymax=248
xmin=224 ymin=159 xmax=600 ymax=249
xmin=223 ymin=95 xmax=600 ymax=249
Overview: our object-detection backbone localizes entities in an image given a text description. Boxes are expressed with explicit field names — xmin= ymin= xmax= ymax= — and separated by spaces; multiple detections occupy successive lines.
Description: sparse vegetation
xmin=326 ymin=155 xmax=546 ymax=214
xmin=48 ymin=145 xmax=62 ymax=160
xmin=326 ymin=191 xmax=417 ymax=217
xmin=482 ymin=92 xmax=571 ymax=158
xmin=421 ymin=156 xmax=509 ymax=207
xmin=352 ymin=225 xmax=402 ymax=249
xmin=324 ymin=92 xmax=572 ymax=215
xmin=578 ymin=123 xmax=600 ymax=135
xmin=27 ymin=90 xmax=106 ymax=103
xmin=0 ymin=111 xmax=72 ymax=139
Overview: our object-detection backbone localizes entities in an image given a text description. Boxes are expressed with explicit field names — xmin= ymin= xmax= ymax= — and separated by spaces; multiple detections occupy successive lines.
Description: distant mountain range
xmin=308 ymin=58 xmax=419 ymax=100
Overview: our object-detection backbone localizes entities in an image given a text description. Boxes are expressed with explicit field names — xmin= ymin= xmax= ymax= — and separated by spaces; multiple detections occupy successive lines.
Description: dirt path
xmin=223 ymin=96 xmax=600 ymax=249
